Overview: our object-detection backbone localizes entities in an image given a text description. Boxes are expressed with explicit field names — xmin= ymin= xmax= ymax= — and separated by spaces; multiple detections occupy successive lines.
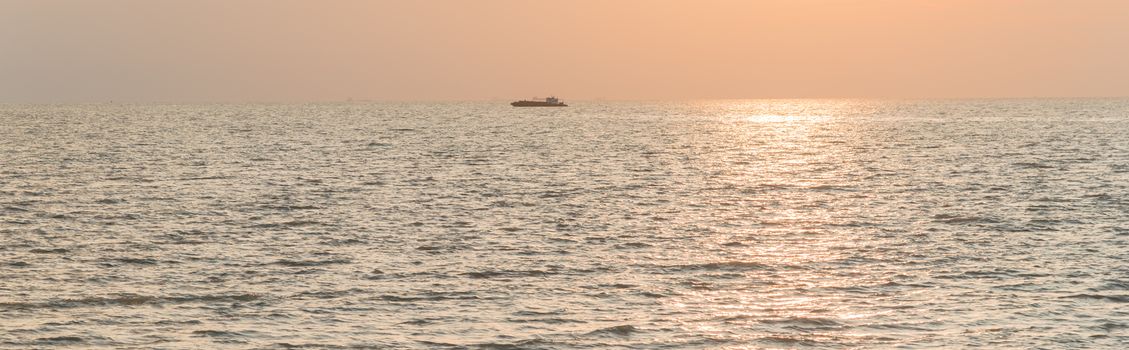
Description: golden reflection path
xmin=661 ymin=100 xmax=900 ymax=346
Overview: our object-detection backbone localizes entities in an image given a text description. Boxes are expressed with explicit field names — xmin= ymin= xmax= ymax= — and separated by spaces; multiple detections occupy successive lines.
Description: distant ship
xmin=511 ymin=96 xmax=568 ymax=107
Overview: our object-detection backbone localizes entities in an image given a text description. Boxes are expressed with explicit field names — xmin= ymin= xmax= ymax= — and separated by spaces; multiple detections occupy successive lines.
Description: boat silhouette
xmin=511 ymin=96 xmax=567 ymax=107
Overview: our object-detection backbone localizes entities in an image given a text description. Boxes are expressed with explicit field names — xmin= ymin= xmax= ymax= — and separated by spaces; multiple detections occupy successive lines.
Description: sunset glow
xmin=2 ymin=2 xmax=1127 ymax=348
xmin=2 ymin=0 xmax=1127 ymax=102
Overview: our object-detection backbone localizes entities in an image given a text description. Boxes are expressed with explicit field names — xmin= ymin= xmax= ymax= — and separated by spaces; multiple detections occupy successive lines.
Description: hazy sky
xmin=2 ymin=0 xmax=1128 ymax=102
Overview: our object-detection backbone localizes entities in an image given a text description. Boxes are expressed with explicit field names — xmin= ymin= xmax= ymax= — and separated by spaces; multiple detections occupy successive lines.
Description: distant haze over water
xmin=1 ymin=99 xmax=1127 ymax=348
xmin=2 ymin=1 xmax=1129 ymax=102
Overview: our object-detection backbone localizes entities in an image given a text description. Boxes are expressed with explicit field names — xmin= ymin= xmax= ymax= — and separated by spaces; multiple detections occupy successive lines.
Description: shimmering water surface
xmin=1 ymin=100 xmax=1128 ymax=349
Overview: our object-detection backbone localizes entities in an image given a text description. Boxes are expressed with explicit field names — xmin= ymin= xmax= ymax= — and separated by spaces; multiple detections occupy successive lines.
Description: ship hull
xmin=511 ymin=101 xmax=568 ymax=107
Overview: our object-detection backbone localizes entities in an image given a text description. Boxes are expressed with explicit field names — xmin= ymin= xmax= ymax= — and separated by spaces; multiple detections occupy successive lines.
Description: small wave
xmin=379 ymin=292 xmax=479 ymax=302
xmin=664 ymin=261 xmax=772 ymax=272
xmin=0 ymin=293 xmax=264 ymax=310
xmin=537 ymin=190 xmax=573 ymax=199
xmin=1099 ymin=280 xmax=1129 ymax=290
xmin=379 ymin=295 xmax=421 ymax=302
xmin=463 ymin=270 xmax=554 ymax=279
xmin=931 ymin=214 xmax=998 ymax=224
xmin=192 ymin=330 xmax=245 ymax=337
xmin=37 ymin=336 xmax=84 ymax=343
xmin=514 ymin=316 xmax=591 ymax=325
xmin=322 ymin=238 xmax=365 ymax=246
xmin=679 ymin=280 xmax=715 ymax=290
xmin=110 ymin=257 xmax=159 ymax=265
xmin=252 ymin=220 xmax=325 ymax=229
xmin=398 ymin=317 xmax=444 ymax=325
xmin=513 ymin=309 xmax=564 ymax=316
xmin=29 ymin=248 xmax=68 ymax=254
xmin=757 ymin=183 xmax=792 ymax=190
xmin=473 ymin=339 xmax=552 ymax=349
xmin=1095 ymin=322 xmax=1128 ymax=331
xmin=271 ymin=258 xmax=352 ymax=267
xmin=294 ymin=288 xmax=365 ymax=300
xmin=957 ymin=269 xmax=1020 ymax=279
xmin=805 ymin=184 xmax=853 ymax=191
xmin=488 ymin=200 xmax=519 ymax=208
xmin=178 ymin=175 xmax=231 ymax=181
xmin=1014 ymin=162 xmax=1056 ymax=169
xmin=862 ymin=323 xmax=934 ymax=331
xmin=755 ymin=335 xmax=818 ymax=346
xmin=600 ymin=283 xmax=637 ymax=289
xmin=261 ymin=205 xmax=323 ymax=211
xmin=639 ymin=291 xmax=668 ymax=298
xmin=462 ymin=158 xmax=492 ymax=166
xmin=1062 ymin=294 xmax=1129 ymax=303
xmin=759 ymin=317 xmax=843 ymax=327
xmin=585 ymin=324 xmax=638 ymax=336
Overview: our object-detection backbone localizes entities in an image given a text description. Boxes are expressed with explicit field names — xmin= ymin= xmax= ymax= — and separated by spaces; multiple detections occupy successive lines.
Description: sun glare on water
xmin=741 ymin=114 xmax=830 ymax=123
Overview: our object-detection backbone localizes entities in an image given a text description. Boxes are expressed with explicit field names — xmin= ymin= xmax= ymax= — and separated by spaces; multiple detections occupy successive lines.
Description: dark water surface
xmin=1 ymin=100 xmax=1127 ymax=349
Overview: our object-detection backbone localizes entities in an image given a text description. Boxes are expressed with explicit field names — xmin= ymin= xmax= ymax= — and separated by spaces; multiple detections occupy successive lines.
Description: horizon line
xmin=3 ymin=95 xmax=1129 ymax=105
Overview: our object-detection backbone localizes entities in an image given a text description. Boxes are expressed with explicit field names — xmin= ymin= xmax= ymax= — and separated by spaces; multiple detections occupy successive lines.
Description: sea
xmin=1 ymin=99 xmax=1127 ymax=349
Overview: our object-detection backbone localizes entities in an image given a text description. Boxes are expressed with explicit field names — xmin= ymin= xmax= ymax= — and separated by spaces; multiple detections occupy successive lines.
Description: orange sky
xmin=1 ymin=0 xmax=1127 ymax=102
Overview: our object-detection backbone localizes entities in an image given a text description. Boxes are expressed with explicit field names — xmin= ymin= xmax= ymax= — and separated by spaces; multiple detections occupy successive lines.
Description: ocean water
xmin=1 ymin=99 xmax=1127 ymax=349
